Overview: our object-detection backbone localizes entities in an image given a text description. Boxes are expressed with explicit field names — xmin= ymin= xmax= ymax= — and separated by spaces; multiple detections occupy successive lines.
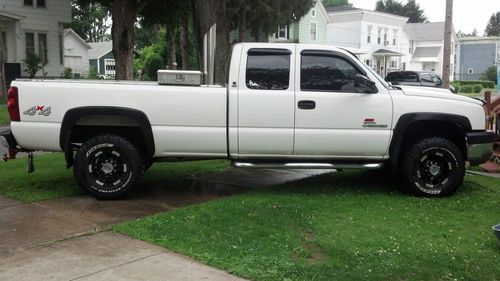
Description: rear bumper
xmin=0 ymin=127 xmax=18 ymax=150
xmin=467 ymin=131 xmax=496 ymax=165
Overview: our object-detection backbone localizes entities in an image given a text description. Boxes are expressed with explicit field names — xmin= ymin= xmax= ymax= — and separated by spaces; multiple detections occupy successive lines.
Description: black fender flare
xmin=60 ymin=106 xmax=155 ymax=167
xmin=388 ymin=112 xmax=471 ymax=168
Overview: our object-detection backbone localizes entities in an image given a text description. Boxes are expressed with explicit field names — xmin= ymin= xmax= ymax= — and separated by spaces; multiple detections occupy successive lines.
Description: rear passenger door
xmin=237 ymin=45 xmax=296 ymax=157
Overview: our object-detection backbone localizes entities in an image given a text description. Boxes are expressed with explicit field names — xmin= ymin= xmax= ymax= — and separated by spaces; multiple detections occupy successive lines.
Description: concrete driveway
xmin=0 ymin=166 xmax=331 ymax=280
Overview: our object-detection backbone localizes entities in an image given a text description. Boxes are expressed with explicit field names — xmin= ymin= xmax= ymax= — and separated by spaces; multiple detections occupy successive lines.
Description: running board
xmin=232 ymin=162 xmax=383 ymax=170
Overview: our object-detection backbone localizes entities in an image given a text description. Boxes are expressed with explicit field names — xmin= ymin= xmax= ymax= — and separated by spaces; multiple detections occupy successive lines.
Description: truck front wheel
xmin=401 ymin=137 xmax=465 ymax=197
xmin=73 ymin=135 xmax=144 ymax=199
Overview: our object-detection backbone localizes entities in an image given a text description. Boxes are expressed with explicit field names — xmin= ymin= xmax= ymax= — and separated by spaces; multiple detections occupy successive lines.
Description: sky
xmin=350 ymin=0 xmax=500 ymax=35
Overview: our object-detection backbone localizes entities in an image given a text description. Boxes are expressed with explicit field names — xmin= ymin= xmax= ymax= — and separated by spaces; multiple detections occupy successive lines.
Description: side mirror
xmin=354 ymin=74 xmax=378 ymax=94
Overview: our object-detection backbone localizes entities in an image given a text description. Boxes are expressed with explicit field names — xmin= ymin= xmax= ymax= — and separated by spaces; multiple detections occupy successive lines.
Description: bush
xmin=62 ymin=68 xmax=73 ymax=79
xmin=22 ymin=52 xmax=43 ymax=79
xmin=454 ymin=80 xmax=495 ymax=89
xmin=472 ymin=84 xmax=483 ymax=93
xmin=88 ymin=67 xmax=99 ymax=79
xmin=460 ymin=84 xmax=473 ymax=93
xmin=144 ymin=52 xmax=164 ymax=81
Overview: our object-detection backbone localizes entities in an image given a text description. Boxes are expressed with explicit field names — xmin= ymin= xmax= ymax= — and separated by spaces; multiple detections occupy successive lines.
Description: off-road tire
xmin=74 ymin=135 xmax=144 ymax=199
xmin=401 ymin=137 xmax=465 ymax=197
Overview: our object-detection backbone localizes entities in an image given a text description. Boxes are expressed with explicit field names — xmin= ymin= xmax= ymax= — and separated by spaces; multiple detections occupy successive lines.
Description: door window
xmin=246 ymin=51 xmax=290 ymax=90
xmin=301 ymin=54 xmax=361 ymax=92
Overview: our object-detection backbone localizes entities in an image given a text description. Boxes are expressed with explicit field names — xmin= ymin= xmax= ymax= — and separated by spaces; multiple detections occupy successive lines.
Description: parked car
xmin=385 ymin=71 xmax=456 ymax=93
xmin=1 ymin=43 xmax=494 ymax=199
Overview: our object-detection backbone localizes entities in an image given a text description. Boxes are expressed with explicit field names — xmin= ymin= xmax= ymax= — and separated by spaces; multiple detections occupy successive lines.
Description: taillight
xmin=7 ymin=87 xmax=20 ymax=122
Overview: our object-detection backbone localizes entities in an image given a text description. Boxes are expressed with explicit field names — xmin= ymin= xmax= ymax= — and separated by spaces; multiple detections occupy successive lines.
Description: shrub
xmin=472 ymin=84 xmax=483 ymax=93
xmin=62 ymin=68 xmax=73 ymax=79
xmin=452 ymin=85 xmax=460 ymax=93
xmin=22 ymin=52 xmax=43 ymax=79
xmin=144 ymin=52 xmax=164 ymax=81
xmin=454 ymin=80 xmax=495 ymax=89
xmin=481 ymin=66 xmax=497 ymax=83
xmin=460 ymin=84 xmax=473 ymax=93
xmin=88 ymin=67 xmax=99 ymax=79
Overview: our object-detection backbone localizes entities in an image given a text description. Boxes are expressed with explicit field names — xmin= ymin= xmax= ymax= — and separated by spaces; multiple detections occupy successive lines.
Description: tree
xmin=68 ymin=1 xmax=110 ymax=42
xmin=77 ymin=0 xmax=152 ymax=80
xmin=0 ymin=24 xmax=6 ymax=101
xmin=481 ymin=66 xmax=498 ymax=83
xmin=322 ymin=0 xmax=351 ymax=7
xmin=485 ymin=12 xmax=500 ymax=37
xmin=457 ymin=29 xmax=478 ymax=37
xmin=375 ymin=0 xmax=427 ymax=23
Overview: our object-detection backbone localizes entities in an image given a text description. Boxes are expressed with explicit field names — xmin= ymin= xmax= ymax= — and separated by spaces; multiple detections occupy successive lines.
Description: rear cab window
xmin=246 ymin=49 xmax=291 ymax=90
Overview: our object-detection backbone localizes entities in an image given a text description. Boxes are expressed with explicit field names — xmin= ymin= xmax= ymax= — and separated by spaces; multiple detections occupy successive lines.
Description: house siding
xmin=1 ymin=0 xmax=71 ymax=77
xmin=458 ymin=42 xmax=497 ymax=80
xmin=99 ymin=51 xmax=115 ymax=76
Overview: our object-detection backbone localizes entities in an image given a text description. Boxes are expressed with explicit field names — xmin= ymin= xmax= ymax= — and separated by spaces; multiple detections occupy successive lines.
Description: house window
xmin=246 ymin=50 xmax=290 ymax=90
xmin=390 ymin=60 xmax=397 ymax=69
xmin=377 ymin=28 xmax=382 ymax=44
xmin=25 ymin=32 xmax=35 ymax=55
xmin=393 ymin=29 xmax=398 ymax=45
xmin=312 ymin=9 xmax=316 ymax=17
xmin=467 ymin=68 xmax=474 ymax=74
xmin=364 ymin=60 xmax=371 ymax=67
xmin=59 ymin=34 xmax=64 ymax=65
xmin=38 ymin=33 xmax=48 ymax=63
xmin=384 ymin=29 xmax=388 ymax=45
xmin=409 ymin=40 xmax=414 ymax=54
xmin=105 ymin=59 xmax=116 ymax=77
xmin=310 ymin=22 xmax=317 ymax=41
xmin=24 ymin=0 xmax=45 ymax=8
xmin=367 ymin=26 xmax=372 ymax=43
xmin=276 ymin=25 xmax=289 ymax=39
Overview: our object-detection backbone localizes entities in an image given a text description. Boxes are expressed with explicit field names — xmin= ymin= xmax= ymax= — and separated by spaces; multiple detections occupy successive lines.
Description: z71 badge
xmin=362 ymin=118 xmax=388 ymax=128
xmin=24 ymin=106 xmax=52 ymax=117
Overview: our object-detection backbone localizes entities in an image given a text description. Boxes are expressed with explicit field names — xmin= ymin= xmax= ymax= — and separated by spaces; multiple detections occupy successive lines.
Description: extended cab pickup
xmin=1 ymin=43 xmax=496 ymax=198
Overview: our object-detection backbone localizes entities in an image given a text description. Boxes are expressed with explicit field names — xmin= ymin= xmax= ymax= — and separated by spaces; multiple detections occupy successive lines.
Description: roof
xmin=88 ymin=41 xmax=113 ymax=60
xmin=64 ymin=28 xmax=91 ymax=49
xmin=373 ymin=49 xmax=404 ymax=56
xmin=326 ymin=5 xmax=409 ymax=22
xmin=404 ymin=22 xmax=452 ymax=41
xmin=0 ymin=11 xmax=25 ymax=20
xmin=412 ymin=47 xmax=441 ymax=59
xmin=316 ymin=0 xmax=333 ymax=24
xmin=325 ymin=5 xmax=360 ymax=13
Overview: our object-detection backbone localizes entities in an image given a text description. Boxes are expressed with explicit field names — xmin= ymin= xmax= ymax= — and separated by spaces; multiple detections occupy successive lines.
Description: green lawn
xmin=115 ymin=171 xmax=500 ymax=281
xmin=0 ymin=153 xmax=228 ymax=203
xmin=0 ymin=105 xmax=8 ymax=125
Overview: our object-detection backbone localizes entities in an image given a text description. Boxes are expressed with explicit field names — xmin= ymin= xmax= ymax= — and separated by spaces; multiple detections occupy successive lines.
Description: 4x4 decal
xmin=24 ymin=106 xmax=52 ymax=117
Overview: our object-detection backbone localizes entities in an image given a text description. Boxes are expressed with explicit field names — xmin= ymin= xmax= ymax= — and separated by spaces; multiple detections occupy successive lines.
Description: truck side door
xmin=293 ymin=48 xmax=393 ymax=159
xmin=236 ymin=45 xmax=296 ymax=157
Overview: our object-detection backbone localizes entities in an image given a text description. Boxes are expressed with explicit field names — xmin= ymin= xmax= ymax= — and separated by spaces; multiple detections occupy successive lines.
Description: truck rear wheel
xmin=74 ymin=135 xmax=144 ymax=199
xmin=401 ymin=137 xmax=465 ymax=197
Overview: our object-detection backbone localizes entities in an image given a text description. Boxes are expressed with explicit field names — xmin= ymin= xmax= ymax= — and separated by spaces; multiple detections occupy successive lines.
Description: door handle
xmin=298 ymin=100 xmax=316 ymax=110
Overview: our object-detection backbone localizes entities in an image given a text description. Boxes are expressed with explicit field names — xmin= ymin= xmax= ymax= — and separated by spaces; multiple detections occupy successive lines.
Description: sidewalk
xmin=0 ymin=232 xmax=247 ymax=281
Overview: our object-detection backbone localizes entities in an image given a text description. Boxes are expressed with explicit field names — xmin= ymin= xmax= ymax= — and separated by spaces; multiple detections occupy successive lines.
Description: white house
xmin=326 ymin=6 xmax=455 ymax=80
xmin=0 ymin=0 xmax=71 ymax=78
xmin=63 ymin=28 xmax=91 ymax=77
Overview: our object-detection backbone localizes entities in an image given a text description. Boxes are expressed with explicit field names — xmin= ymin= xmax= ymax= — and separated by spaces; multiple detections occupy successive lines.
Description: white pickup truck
xmin=1 ymin=43 xmax=495 ymax=199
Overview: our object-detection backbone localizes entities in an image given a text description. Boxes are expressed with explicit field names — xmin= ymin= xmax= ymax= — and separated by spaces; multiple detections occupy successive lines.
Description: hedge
xmin=453 ymin=80 xmax=495 ymax=89
xmin=460 ymin=84 xmax=473 ymax=93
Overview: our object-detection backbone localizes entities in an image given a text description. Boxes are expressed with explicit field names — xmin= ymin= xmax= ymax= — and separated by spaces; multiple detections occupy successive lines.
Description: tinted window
xmin=301 ymin=55 xmax=360 ymax=92
xmin=420 ymin=73 xmax=432 ymax=82
xmin=386 ymin=72 xmax=418 ymax=82
xmin=246 ymin=53 xmax=290 ymax=90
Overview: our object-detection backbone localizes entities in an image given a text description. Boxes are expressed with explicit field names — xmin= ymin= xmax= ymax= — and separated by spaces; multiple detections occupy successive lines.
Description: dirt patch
xmin=291 ymin=230 xmax=327 ymax=264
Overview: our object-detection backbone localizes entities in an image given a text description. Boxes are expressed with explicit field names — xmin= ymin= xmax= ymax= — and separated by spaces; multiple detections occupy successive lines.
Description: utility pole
xmin=442 ymin=0 xmax=453 ymax=88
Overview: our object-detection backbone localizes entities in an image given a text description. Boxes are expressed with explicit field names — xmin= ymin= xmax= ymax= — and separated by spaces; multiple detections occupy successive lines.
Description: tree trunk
xmin=166 ymin=26 xmax=177 ymax=70
xmin=192 ymin=0 xmax=230 ymax=85
xmin=179 ymin=14 xmax=190 ymax=70
xmin=111 ymin=0 xmax=138 ymax=80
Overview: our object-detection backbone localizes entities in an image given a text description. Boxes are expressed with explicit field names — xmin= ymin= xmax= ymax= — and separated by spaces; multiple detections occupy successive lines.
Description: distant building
xmin=0 ymin=0 xmax=71 ymax=79
xmin=63 ymin=28 xmax=91 ymax=77
xmin=88 ymin=41 xmax=116 ymax=78
xmin=325 ymin=6 xmax=455 ymax=80
xmin=455 ymin=36 xmax=500 ymax=81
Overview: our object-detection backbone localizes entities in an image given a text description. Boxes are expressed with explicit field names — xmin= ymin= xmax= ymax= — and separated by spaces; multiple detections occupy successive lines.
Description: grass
xmin=115 ymin=171 xmax=500 ymax=281
xmin=0 ymin=105 xmax=8 ymax=125
xmin=0 ymin=153 xmax=228 ymax=203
